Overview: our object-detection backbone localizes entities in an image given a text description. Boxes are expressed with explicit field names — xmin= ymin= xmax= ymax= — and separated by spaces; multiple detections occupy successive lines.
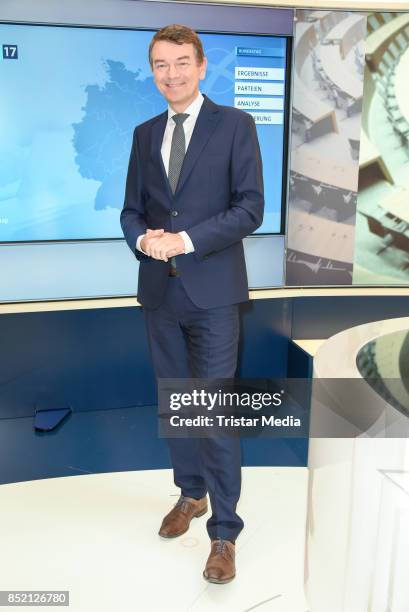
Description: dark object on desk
xmin=34 ymin=405 xmax=72 ymax=431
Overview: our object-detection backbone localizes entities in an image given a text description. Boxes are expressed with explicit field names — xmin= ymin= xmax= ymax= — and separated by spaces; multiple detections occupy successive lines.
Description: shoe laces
xmin=175 ymin=495 xmax=190 ymax=514
xmin=215 ymin=539 xmax=227 ymax=555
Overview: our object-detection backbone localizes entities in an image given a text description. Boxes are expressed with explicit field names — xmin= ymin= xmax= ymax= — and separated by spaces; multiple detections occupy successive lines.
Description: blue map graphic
xmin=72 ymin=60 xmax=162 ymax=212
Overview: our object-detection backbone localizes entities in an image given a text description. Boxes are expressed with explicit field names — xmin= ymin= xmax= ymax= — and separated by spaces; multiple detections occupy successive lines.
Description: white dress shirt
xmin=136 ymin=92 xmax=204 ymax=256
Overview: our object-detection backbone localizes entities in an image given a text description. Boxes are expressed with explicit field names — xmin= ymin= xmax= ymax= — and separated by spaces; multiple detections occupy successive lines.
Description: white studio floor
xmin=0 ymin=467 xmax=309 ymax=612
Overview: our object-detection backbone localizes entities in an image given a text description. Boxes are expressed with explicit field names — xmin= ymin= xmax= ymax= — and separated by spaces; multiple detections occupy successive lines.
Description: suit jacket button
xmin=171 ymin=210 xmax=178 ymax=217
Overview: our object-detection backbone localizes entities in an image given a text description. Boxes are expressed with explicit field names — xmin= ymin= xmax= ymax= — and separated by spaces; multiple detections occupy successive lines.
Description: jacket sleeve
xmin=120 ymin=128 xmax=150 ymax=262
xmin=186 ymin=112 xmax=264 ymax=259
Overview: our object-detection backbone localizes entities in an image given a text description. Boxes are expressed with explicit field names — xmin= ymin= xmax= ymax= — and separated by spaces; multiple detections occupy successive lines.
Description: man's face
xmin=151 ymin=40 xmax=207 ymax=111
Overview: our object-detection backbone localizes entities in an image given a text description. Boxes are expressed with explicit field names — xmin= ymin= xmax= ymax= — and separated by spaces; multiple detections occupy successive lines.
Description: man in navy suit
xmin=121 ymin=24 xmax=264 ymax=583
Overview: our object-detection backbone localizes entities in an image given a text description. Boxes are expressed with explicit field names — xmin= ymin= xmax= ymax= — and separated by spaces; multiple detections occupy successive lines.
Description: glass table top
xmin=356 ymin=328 xmax=409 ymax=415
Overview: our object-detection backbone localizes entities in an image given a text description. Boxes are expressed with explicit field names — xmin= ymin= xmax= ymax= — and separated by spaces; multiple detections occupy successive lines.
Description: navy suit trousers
xmin=144 ymin=276 xmax=244 ymax=542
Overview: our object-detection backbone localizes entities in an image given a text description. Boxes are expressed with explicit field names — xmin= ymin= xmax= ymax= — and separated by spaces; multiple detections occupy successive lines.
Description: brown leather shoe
xmin=158 ymin=495 xmax=208 ymax=538
xmin=203 ymin=539 xmax=236 ymax=584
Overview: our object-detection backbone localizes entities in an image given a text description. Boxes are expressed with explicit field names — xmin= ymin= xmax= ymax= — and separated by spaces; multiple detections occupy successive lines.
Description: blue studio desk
xmin=1 ymin=287 xmax=409 ymax=485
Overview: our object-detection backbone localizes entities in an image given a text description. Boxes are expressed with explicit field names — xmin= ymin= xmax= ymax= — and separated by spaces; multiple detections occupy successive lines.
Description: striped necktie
xmin=168 ymin=113 xmax=189 ymax=268
xmin=168 ymin=113 xmax=189 ymax=194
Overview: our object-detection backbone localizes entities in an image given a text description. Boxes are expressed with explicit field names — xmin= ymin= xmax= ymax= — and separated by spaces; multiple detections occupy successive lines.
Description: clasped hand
xmin=141 ymin=228 xmax=185 ymax=262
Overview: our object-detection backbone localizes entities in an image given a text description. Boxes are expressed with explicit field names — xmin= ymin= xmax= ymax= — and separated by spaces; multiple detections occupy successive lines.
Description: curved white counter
xmin=306 ymin=316 xmax=409 ymax=612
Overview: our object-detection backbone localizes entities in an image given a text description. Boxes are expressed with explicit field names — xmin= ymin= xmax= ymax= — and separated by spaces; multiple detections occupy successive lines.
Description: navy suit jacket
xmin=120 ymin=94 xmax=264 ymax=309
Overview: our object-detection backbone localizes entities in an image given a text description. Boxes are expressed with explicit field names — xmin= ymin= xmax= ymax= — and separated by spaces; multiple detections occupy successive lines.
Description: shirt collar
xmin=167 ymin=92 xmax=204 ymax=122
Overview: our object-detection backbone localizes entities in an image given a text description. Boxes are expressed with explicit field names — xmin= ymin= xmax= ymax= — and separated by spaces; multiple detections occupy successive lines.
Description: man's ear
xmin=199 ymin=57 xmax=207 ymax=81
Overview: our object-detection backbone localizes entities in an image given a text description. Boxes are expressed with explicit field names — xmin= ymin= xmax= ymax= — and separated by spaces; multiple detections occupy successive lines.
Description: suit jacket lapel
xmin=150 ymin=110 xmax=173 ymax=202
xmin=175 ymin=95 xmax=221 ymax=195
